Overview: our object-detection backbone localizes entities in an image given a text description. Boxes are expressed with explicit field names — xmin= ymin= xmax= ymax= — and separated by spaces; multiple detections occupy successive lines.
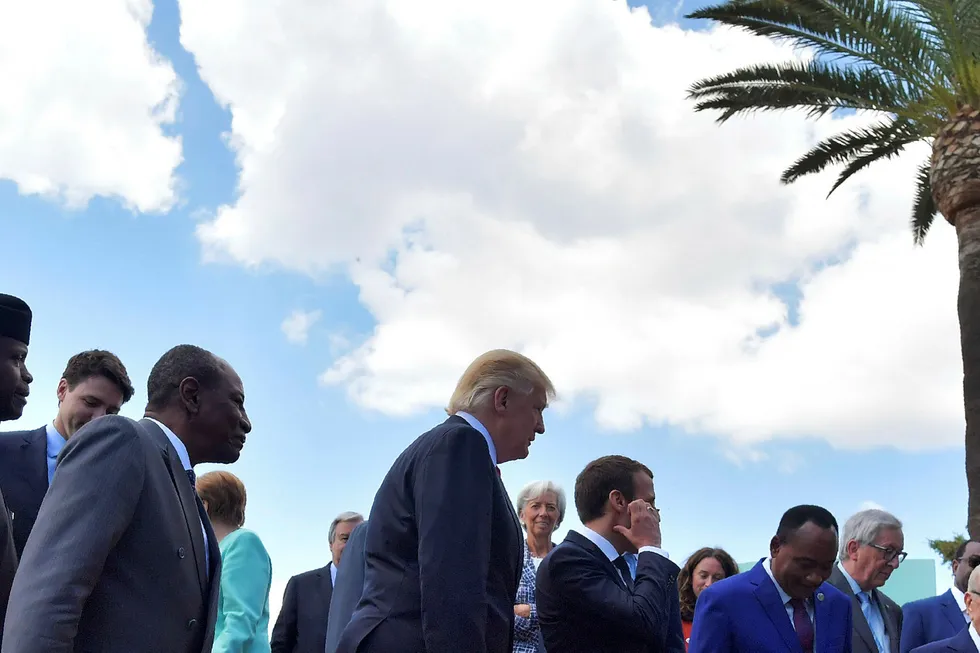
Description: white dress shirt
xmin=577 ymin=526 xmax=669 ymax=587
xmin=969 ymin=624 xmax=980 ymax=651
xmin=954 ymin=586 xmax=972 ymax=623
xmin=329 ymin=561 xmax=336 ymax=586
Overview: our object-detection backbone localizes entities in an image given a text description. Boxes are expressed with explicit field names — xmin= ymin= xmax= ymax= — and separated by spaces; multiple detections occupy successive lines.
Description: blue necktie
xmin=857 ymin=591 xmax=887 ymax=653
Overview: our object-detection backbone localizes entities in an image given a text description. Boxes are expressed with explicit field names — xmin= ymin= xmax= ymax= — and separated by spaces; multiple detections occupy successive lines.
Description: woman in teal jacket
xmin=197 ymin=471 xmax=273 ymax=653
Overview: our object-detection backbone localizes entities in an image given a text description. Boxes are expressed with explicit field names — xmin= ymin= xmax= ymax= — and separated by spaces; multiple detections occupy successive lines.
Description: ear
xmin=177 ymin=377 xmax=203 ymax=416
xmin=609 ymin=489 xmax=627 ymax=513
xmin=769 ymin=535 xmax=781 ymax=558
xmin=55 ymin=378 xmax=69 ymax=404
xmin=492 ymin=386 xmax=510 ymax=414
xmin=845 ymin=539 xmax=860 ymax=560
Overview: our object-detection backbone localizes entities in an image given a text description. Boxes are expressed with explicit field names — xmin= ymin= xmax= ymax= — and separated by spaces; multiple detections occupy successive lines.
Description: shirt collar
xmin=578 ymin=526 xmax=620 ymax=562
xmin=45 ymin=422 xmax=67 ymax=459
xmin=455 ymin=411 xmax=497 ymax=465
xmin=953 ymin=585 xmax=969 ymax=615
xmin=763 ymin=557 xmax=799 ymax=606
xmin=971 ymin=624 xmax=980 ymax=650
xmin=837 ymin=562 xmax=867 ymax=597
xmin=144 ymin=417 xmax=192 ymax=471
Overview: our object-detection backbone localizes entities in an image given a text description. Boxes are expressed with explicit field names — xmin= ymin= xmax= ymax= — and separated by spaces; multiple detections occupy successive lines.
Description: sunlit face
xmin=692 ymin=556 xmax=727 ymax=597
xmin=331 ymin=518 xmax=362 ymax=566
xmin=845 ymin=527 xmax=905 ymax=591
xmin=520 ymin=490 xmax=560 ymax=538
xmin=770 ymin=522 xmax=838 ymax=600
xmin=57 ymin=375 xmax=125 ymax=437
xmin=954 ymin=542 xmax=980 ymax=592
xmin=494 ymin=385 xmax=547 ymax=463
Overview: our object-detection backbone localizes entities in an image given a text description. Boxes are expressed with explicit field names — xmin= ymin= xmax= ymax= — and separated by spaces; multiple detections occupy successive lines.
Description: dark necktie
xmin=790 ymin=598 xmax=814 ymax=653
xmin=186 ymin=469 xmax=197 ymax=489
xmin=184 ymin=468 xmax=210 ymax=578
xmin=495 ymin=465 xmax=501 ymax=477
xmin=613 ymin=556 xmax=634 ymax=591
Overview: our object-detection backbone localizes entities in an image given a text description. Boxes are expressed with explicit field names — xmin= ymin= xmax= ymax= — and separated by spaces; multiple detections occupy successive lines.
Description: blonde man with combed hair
xmin=337 ymin=349 xmax=555 ymax=653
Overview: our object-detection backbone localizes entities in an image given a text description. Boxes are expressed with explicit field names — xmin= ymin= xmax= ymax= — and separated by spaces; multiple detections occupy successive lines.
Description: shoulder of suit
xmin=228 ymin=527 xmax=268 ymax=550
xmin=902 ymin=591 xmax=945 ymax=611
xmin=0 ymin=426 xmax=44 ymax=447
xmin=291 ymin=564 xmax=331 ymax=582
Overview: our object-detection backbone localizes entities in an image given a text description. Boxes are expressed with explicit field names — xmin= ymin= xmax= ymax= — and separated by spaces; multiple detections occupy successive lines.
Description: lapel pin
xmin=816 ymin=592 xmax=825 ymax=601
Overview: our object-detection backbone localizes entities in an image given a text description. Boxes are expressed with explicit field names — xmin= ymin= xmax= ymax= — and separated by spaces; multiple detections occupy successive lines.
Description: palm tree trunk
xmin=933 ymin=107 xmax=980 ymax=538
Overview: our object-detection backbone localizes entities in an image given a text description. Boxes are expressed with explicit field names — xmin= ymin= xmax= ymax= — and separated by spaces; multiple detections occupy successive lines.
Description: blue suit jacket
xmin=324 ymin=520 xmax=369 ymax=653
xmin=910 ymin=626 xmax=978 ymax=653
xmin=213 ymin=528 xmax=273 ymax=653
xmin=0 ymin=426 xmax=48 ymax=558
xmin=336 ymin=416 xmax=524 ymax=653
xmin=688 ymin=559 xmax=852 ymax=653
xmin=902 ymin=590 xmax=969 ymax=653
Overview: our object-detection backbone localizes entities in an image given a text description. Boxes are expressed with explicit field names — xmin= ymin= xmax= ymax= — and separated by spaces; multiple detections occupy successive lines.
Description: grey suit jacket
xmin=1 ymin=416 xmax=221 ymax=653
xmin=829 ymin=565 xmax=903 ymax=653
xmin=324 ymin=520 xmax=369 ymax=653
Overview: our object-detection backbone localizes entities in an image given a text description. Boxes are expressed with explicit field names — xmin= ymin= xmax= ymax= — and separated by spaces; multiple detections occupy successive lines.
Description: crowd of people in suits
xmin=0 ymin=287 xmax=978 ymax=653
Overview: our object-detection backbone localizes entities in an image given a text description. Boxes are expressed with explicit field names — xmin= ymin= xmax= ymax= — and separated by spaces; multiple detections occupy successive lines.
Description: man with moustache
xmin=0 ymin=293 xmax=33 ymax=643
xmin=336 ymin=349 xmax=555 ymax=653
xmin=828 ymin=509 xmax=904 ymax=653
xmin=534 ymin=455 xmax=685 ymax=653
xmin=688 ymin=504 xmax=853 ymax=653
xmin=3 ymin=344 xmax=252 ymax=653
xmin=0 ymin=349 xmax=134 ymax=556
xmin=902 ymin=540 xmax=980 ymax=652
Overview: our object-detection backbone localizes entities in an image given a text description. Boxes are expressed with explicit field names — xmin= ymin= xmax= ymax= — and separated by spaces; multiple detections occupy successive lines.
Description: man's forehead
xmin=0 ymin=336 xmax=27 ymax=355
xmin=965 ymin=541 xmax=980 ymax=557
xmin=874 ymin=527 xmax=904 ymax=544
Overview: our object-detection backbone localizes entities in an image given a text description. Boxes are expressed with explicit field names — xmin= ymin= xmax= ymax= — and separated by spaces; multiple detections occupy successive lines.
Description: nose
xmin=21 ymin=365 xmax=32 ymax=385
xmin=888 ymin=556 xmax=901 ymax=569
xmin=703 ymin=577 xmax=715 ymax=589
xmin=241 ymin=412 xmax=252 ymax=434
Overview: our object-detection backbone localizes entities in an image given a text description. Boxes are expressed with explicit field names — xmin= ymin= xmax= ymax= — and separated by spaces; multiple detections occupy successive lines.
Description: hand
xmin=514 ymin=604 xmax=532 ymax=619
xmin=612 ymin=500 xmax=662 ymax=549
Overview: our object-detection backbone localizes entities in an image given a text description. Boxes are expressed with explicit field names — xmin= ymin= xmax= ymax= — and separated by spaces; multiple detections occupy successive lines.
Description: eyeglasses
xmin=868 ymin=543 xmax=907 ymax=563
xmin=959 ymin=555 xmax=980 ymax=568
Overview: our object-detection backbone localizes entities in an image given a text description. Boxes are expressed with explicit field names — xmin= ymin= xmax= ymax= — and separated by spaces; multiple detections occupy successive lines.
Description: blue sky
xmin=1 ymin=0 xmax=965 ymax=618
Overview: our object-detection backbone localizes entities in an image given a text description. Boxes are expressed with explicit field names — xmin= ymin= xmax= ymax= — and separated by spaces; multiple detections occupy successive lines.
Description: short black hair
xmin=146 ymin=345 xmax=224 ymax=411
xmin=574 ymin=455 xmax=653 ymax=523
xmin=776 ymin=504 xmax=839 ymax=542
xmin=62 ymin=350 xmax=134 ymax=403
xmin=955 ymin=539 xmax=980 ymax=560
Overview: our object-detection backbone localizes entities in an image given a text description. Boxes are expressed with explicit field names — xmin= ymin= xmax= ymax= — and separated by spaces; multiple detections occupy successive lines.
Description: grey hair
xmin=969 ymin=565 xmax=980 ymax=594
xmin=328 ymin=511 xmax=364 ymax=544
xmin=839 ymin=508 xmax=903 ymax=559
xmin=515 ymin=480 xmax=566 ymax=530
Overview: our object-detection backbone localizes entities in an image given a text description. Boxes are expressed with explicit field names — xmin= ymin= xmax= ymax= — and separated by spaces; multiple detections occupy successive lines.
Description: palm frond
xmin=780 ymin=119 xmax=917 ymax=183
xmin=826 ymin=133 xmax=918 ymax=195
xmin=688 ymin=60 xmax=924 ymax=122
xmin=912 ymin=159 xmax=939 ymax=244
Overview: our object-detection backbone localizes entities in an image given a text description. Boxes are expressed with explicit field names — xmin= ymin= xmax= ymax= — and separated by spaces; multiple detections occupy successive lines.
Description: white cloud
xmin=281 ymin=309 xmax=322 ymax=345
xmin=859 ymin=500 xmax=886 ymax=512
xmin=180 ymin=0 xmax=962 ymax=450
xmin=0 ymin=0 xmax=181 ymax=212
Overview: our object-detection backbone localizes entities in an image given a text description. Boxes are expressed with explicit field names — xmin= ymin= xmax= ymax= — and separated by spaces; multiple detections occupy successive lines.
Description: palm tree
xmin=685 ymin=0 xmax=980 ymax=534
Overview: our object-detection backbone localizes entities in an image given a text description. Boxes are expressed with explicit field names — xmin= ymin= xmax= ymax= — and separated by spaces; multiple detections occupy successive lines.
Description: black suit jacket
xmin=536 ymin=530 xmax=685 ymax=653
xmin=2 ymin=416 xmax=221 ymax=653
xmin=0 ymin=427 xmax=48 ymax=558
xmin=336 ymin=416 xmax=524 ymax=653
xmin=270 ymin=563 xmax=333 ymax=653
xmin=828 ymin=565 xmax=902 ymax=653
xmin=0 ymin=489 xmax=15 ymax=644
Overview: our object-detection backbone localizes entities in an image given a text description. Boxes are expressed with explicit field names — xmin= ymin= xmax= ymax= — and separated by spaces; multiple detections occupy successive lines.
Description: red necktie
xmin=790 ymin=598 xmax=813 ymax=653
xmin=495 ymin=466 xmax=501 ymax=477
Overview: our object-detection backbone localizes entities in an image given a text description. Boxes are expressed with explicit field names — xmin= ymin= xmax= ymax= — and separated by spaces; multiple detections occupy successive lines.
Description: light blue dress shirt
xmin=213 ymin=528 xmax=273 ymax=653
xmin=44 ymin=423 xmax=67 ymax=485
xmin=838 ymin=563 xmax=889 ymax=652
xmin=455 ymin=411 xmax=497 ymax=464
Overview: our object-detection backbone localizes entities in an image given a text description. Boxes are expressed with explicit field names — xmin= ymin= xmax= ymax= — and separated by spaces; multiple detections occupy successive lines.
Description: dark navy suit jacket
xmin=688 ymin=559 xmax=852 ymax=653
xmin=270 ymin=563 xmax=333 ymax=653
xmin=0 ymin=426 xmax=48 ymax=558
xmin=910 ymin=626 xmax=978 ymax=653
xmin=902 ymin=590 xmax=970 ymax=653
xmin=535 ymin=530 xmax=684 ymax=653
xmin=336 ymin=416 xmax=523 ymax=653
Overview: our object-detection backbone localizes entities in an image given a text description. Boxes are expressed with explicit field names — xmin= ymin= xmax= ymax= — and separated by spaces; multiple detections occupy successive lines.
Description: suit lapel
xmin=748 ymin=562 xmax=803 ymax=653
xmin=877 ymin=595 xmax=901 ymax=653
xmin=828 ymin=568 xmax=876 ymax=652
xmin=140 ymin=419 xmax=209 ymax=597
xmin=20 ymin=427 xmax=48 ymax=499
xmin=939 ymin=589 xmax=966 ymax=632
xmin=813 ymin=584 xmax=834 ymax=653
xmin=564 ymin=530 xmax=628 ymax=591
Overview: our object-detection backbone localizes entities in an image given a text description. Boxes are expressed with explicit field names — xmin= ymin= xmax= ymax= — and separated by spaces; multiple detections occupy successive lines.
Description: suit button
xmin=187 ymin=619 xmax=197 ymax=630
xmin=177 ymin=547 xmax=186 ymax=559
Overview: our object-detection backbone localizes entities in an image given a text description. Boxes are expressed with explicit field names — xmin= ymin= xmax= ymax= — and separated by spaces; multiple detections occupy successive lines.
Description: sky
xmin=0 ymin=0 xmax=967 ymax=623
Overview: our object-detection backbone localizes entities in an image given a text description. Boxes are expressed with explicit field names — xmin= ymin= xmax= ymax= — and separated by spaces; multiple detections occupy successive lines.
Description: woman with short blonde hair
xmin=197 ymin=471 xmax=273 ymax=653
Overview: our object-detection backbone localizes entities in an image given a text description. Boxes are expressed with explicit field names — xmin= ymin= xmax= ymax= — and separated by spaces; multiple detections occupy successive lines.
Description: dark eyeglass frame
xmin=868 ymin=543 xmax=908 ymax=563
xmin=958 ymin=554 xmax=980 ymax=569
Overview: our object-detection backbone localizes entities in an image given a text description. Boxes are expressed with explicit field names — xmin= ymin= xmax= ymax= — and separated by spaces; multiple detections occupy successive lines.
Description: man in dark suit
xmin=271 ymin=511 xmax=364 ymax=653
xmin=0 ymin=293 xmax=33 ymax=644
xmin=325 ymin=519 xmax=369 ymax=653
xmin=688 ymin=504 xmax=853 ymax=653
xmin=902 ymin=540 xmax=980 ymax=652
xmin=828 ymin=508 xmax=904 ymax=653
xmin=535 ymin=455 xmax=684 ymax=653
xmin=911 ymin=565 xmax=980 ymax=652
xmin=3 ymin=344 xmax=252 ymax=653
xmin=0 ymin=349 xmax=133 ymax=557
xmin=337 ymin=349 xmax=555 ymax=653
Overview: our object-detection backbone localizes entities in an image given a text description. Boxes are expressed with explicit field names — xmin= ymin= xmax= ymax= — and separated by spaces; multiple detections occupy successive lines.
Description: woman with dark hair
xmin=677 ymin=547 xmax=739 ymax=650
